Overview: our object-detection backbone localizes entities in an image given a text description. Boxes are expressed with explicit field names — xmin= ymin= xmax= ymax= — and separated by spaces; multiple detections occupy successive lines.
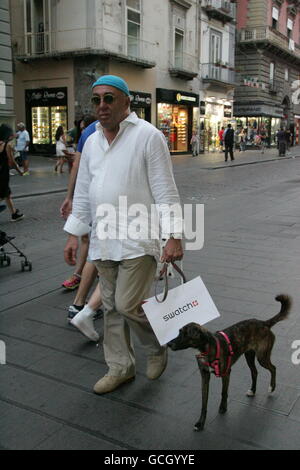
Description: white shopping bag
xmin=142 ymin=276 xmax=220 ymax=346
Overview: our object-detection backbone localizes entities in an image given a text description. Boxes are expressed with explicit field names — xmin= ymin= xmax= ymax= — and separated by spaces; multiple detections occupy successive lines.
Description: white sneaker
xmin=70 ymin=311 xmax=99 ymax=342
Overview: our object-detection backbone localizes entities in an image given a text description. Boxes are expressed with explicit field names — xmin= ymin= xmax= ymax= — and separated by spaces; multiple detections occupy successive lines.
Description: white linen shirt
xmin=64 ymin=112 xmax=183 ymax=261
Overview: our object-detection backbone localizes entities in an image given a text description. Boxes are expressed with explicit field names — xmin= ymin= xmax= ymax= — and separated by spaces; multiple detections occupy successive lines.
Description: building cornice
xmin=169 ymin=0 xmax=192 ymax=9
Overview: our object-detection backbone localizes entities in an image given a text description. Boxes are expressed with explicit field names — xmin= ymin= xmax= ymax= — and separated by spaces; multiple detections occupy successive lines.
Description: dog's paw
xmin=194 ymin=422 xmax=204 ymax=432
xmin=219 ymin=406 xmax=227 ymax=414
xmin=246 ymin=390 xmax=255 ymax=397
xmin=268 ymin=386 xmax=275 ymax=394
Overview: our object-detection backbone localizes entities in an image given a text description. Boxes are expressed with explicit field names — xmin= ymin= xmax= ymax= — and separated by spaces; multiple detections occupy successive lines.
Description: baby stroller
xmin=0 ymin=230 xmax=32 ymax=271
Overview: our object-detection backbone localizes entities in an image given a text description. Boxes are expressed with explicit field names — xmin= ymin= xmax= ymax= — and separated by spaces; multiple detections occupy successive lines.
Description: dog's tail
xmin=264 ymin=294 xmax=292 ymax=328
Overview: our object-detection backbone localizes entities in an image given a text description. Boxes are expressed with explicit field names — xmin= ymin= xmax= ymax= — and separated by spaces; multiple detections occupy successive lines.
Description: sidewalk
xmin=10 ymin=146 xmax=300 ymax=199
xmin=172 ymin=145 xmax=300 ymax=171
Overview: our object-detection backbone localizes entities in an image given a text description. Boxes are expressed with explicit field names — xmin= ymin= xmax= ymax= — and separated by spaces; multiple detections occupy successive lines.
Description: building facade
xmin=235 ymin=0 xmax=300 ymax=146
xmin=10 ymin=0 xmax=206 ymax=154
xmin=199 ymin=0 xmax=237 ymax=152
xmin=0 ymin=0 xmax=15 ymax=128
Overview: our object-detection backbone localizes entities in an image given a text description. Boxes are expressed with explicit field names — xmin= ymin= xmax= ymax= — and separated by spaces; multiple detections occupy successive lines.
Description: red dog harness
xmin=197 ymin=331 xmax=234 ymax=378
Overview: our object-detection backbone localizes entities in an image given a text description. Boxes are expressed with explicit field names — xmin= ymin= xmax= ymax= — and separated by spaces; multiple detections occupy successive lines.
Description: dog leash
xmin=155 ymin=261 xmax=187 ymax=303
xmin=197 ymin=331 xmax=234 ymax=378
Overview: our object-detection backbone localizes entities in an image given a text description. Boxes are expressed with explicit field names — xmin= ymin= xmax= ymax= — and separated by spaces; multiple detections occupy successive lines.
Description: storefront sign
xmin=234 ymin=103 xmax=283 ymax=118
xmin=176 ymin=93 xmax=197 ymax=103
xmin=157 ymin=88 xmax=199 ymax=106
xmin=130 ymin=91 xmax=152 ymax=107
xmin=26 ymin=87 xmax=68 ymax=106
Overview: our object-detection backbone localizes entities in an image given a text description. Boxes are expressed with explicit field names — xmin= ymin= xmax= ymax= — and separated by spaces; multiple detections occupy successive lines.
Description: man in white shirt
xmin=16 ymin=122 xmax=30 ymax=175
xmin=64 ymin=75 xmax=183 ymax=394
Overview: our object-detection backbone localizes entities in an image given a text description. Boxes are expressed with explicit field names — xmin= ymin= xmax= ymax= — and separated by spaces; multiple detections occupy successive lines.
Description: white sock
xmin=79 ymin=305 xmax=96 ymax=319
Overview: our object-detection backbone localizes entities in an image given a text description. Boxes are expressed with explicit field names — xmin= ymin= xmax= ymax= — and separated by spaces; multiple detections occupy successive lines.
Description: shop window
xmin=285 ymin=68 xmax=289 ymax=81
xmin=32 ymin=107 xmax=50 ymax=144
xmin=270 ymin=62 xmax=275 ymax=83
xmin=126 ymin=0 xmax=141 ymax=58
xmin=287 ymin=18 xmax=293 ymax=39
xmin=31 ymin=105 xmax=67 ymax=145
xmin=272 ymin=6 xmax=279 ymax=29
xmin=210 ymin=29 xmax=222 ymax=80
xmin=175 ymin=28 xmax=184 ymax=68
xmin=157 ymin=103 xmax=188 ymax=153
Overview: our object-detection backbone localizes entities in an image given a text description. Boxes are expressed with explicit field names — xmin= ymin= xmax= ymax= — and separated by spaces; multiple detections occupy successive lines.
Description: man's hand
xmin=161 ymin=238 xmax=183 ymax=263
xmin=60 ymin=198 xmax=73 ymax=220
xmin=64 ymin=235 xmax=79 ymax=266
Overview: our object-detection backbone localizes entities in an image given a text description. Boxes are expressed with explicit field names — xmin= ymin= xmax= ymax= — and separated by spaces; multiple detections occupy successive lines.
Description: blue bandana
xmin=92 ymin=75 xmax=130 ymax=96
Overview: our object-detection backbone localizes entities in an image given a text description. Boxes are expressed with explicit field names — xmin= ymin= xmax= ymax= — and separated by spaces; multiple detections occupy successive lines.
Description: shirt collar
xmin=96 ymin=112 xmax=139 ymax=133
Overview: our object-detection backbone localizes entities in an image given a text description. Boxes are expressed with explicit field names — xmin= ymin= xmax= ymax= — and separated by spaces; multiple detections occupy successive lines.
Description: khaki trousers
xmin=94 ymin=255 xmax=164 ymax=377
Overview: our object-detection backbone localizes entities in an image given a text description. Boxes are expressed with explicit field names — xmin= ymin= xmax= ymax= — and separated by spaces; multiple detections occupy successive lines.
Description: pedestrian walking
xmin=64 ymin=75 xmax=183 ymax=394
xmin=277 ymin=127 xmax=287 ymax=156
xmin=239 ymin=128 xmax=247 ymax=152
xmin=190 ymin=131 xmax=199 ymax=156
xmin=224 ymin=123 xmax=235 ymax=161
xmin=0 ymin=124 xmax=24 ymax=221
xmin=54 ymin=126 xmax=74 ymax=173
xmin=259 ymin=127 xmax=267 ymax=154
xmin=15 ymin=122 xmax=30 ymax=176
xmin=218 ymin=127 xmax=225 ymax=152
xmin=285 ymin=128 xmax=291 ymax=154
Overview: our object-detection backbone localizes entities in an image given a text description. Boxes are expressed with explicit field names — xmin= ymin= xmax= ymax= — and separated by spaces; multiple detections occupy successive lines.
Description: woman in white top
xmin=55 ymin=126 xmax=74 ymax=173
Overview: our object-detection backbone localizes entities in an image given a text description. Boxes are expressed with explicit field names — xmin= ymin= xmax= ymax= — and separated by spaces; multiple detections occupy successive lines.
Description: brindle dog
xmin=168 ymin=294 xmax=292 ymax=431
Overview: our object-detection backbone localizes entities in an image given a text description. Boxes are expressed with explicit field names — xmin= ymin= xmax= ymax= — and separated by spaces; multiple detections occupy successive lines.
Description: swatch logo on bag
xmin=163 ymin=300 xmax=199 ymax=322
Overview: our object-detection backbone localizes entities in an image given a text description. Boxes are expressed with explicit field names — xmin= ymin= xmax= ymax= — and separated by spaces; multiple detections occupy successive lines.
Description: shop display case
xmin=51 ymin=106 xmax=67 ymax=144
xmin=31 ymin=105 xmax=67 ymax=145
xmin=32 ymin=107 xmax=50 ymax=145
xmin=157 ymin=104 xmax=172 ymax=149
xmin=177 ymin=108 xmax=188 ymax=152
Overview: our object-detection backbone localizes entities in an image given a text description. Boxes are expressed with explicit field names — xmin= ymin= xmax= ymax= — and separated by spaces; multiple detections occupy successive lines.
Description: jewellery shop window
xmin=157 ymin=104 xmax=188 ymax=152
xmin=31 ymin=105 xmax=67 ymax=145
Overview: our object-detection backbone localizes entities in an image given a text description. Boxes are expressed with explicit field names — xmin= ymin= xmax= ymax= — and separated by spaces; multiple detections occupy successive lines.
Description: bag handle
xmin=155 ymin=261 xmax=187 ymax=304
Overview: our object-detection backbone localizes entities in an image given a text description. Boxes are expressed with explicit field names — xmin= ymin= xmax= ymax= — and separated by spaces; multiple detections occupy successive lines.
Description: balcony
xmin=201 ymin=63 xmax=236 ymax=87
xmin=13 ymin=27 xmax=156 ymax=69
xmin=201 ymin=0 xmax=236 ymax=23
xmin=168 ymin=51 xmax=198 ymax=80
xmin=238 ymin=26 xmax=300 ymax=65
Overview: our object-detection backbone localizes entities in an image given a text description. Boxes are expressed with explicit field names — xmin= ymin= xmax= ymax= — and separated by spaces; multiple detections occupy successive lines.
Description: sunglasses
xmin=91 ymin=94 xmax=115 ymax=106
